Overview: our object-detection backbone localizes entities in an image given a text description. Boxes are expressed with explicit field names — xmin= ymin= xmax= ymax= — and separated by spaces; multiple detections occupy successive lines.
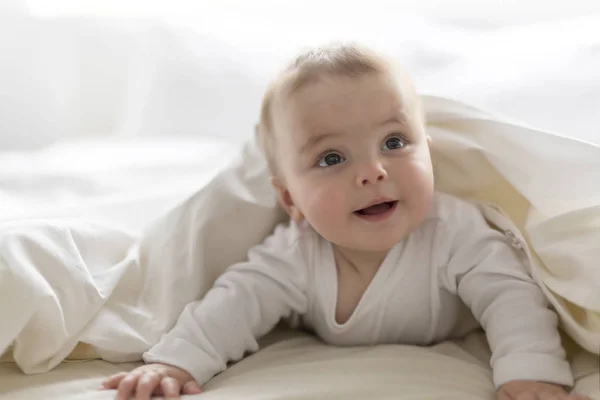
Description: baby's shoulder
xmin=259 ymin=219 xmax=321 ymax=259
xmin=423 ymin=192 xmax=486 ymax=232
xmin=414 ymin=193 xmax=499 ymax=261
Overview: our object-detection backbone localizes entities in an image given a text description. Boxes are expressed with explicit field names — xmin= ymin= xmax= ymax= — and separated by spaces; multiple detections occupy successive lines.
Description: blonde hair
xmin=257 ymin=43 xmax=393 ymax=176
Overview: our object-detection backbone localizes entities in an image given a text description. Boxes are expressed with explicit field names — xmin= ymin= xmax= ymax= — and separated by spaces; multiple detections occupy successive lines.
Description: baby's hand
xmin=497 ymin=380 xmax=591 ymax=400
xmin=102 ymin=363 xmax=203 ymax=400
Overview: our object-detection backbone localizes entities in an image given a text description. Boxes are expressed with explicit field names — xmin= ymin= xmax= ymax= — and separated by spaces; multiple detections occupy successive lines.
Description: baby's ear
xmin=270 ymin=176 xmax=304 ymax=222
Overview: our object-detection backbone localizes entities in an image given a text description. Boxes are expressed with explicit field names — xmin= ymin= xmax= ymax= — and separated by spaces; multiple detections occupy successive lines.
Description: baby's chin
xmin=306 ymin=218 xmax=412 ymax=252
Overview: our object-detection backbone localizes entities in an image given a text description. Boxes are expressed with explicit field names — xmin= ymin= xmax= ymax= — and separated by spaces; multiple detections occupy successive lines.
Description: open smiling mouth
xmin=353 ymin=200 xmax=398 ymax=220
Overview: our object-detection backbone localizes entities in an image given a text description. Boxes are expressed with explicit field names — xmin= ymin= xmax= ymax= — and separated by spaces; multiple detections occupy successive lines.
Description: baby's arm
xmin=142 ymin=222 xmax=308 ymax=387
xmin=439 ymin=203 xmax=573 ymax=390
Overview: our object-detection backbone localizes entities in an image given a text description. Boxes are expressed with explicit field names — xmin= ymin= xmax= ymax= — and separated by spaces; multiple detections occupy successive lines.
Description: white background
xmin=1 ymin=0 xmax=599 ymax=229
xmin=2 ymin=0 xmax=599 ymax=149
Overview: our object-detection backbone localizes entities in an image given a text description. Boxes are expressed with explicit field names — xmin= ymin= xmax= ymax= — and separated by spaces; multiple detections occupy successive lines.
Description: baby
xmin=103 ymin=44 xmax=589 ymax=400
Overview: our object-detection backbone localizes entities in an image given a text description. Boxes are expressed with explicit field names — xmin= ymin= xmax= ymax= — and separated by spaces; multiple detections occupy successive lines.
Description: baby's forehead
xmin=275 ymin=72 xmax=418 ymax=126
xmin=257 ymin=45 xmax=421 ymax=174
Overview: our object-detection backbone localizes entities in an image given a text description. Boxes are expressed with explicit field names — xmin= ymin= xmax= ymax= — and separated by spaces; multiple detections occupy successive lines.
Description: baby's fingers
xmin=135 ymin=372 xmax=162 ymax=400
xmin=115 ymin=372 xmax=142 ymax=400
xmin=102 ymin=372 xmax=128 ymax=389
xmin=182 ymin=380 xmax=203 ymax=395
xmin=161 ymin=376 xmax=183 ymax=399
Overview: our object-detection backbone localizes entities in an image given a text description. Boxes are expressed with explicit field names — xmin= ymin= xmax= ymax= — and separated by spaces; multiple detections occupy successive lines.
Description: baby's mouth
xmin=354 ymin=200 xmax=398 ymax=216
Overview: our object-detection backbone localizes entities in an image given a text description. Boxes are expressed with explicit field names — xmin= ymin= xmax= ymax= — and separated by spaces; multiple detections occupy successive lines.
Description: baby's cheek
xmin=400 ymin=166 xmax=435 ymax=220
xmin=302 ymin=185 xmax=345 ymax=221
xmin=398 ymin=162 xmax=433 ymax=192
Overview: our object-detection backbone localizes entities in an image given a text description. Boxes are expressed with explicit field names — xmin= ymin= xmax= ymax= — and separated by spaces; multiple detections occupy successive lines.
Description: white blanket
xmin=1 ymin=95 xmax=599 ymax=378
xmin=0 ymin=137 xmax=244 ymax=371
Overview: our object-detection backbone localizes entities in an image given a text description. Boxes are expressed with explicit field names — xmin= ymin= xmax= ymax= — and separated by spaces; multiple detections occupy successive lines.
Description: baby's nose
xmin=356 ymin=162 xmax=388 ymax=186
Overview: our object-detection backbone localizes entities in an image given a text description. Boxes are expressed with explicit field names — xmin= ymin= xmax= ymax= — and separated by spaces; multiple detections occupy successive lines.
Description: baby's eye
xmin=317 ymin=152 xmax=345 ymax=167
xmin=382 ymin=136 xmax=407 ymax=151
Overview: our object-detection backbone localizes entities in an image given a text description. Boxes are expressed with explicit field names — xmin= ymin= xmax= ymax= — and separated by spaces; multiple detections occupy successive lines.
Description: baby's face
xmin=272 ymin=72 xmax=434 ymax=253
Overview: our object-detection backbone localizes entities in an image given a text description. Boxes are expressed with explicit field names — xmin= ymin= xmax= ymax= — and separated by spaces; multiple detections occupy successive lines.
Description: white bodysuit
xmin=143 ymin=193 xmax=573 ymax=389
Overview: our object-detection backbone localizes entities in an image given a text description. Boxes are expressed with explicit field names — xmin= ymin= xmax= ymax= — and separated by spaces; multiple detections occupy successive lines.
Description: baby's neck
xmin=332 ymin=245 xmax=390 ymax=277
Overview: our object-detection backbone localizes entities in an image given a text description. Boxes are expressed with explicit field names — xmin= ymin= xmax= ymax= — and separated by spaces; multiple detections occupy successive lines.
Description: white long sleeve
xmin=437 ymin=202 xmax=573 ymax=389
xmin=143 ymin=192 xmax=572 ymax=390
xmin=142 ymin=223 xmax=309 ymax=386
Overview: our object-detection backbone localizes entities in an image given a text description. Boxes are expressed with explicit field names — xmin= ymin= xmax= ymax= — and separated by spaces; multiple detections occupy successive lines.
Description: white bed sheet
xmin=1 ymin=328 xmax=598 ymax=400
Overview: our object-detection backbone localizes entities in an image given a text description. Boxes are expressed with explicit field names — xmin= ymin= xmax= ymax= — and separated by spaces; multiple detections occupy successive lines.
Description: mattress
xmin=2 ymin=327 xmax=598 ymax=400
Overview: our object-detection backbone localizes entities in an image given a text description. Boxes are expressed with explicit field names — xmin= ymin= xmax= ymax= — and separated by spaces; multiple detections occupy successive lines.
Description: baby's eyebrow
xmin=299 ymin=132 xmax=342 ymax=154
xmin=298 ymin=114 xmax=409 ymax=154
xmin=379 ymin=114 xmax=408 ymax=126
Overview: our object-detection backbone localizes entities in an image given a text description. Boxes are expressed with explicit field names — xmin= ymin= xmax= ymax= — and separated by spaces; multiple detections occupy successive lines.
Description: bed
xmin=1 ymin=327 xmax=599 ymax=400
xmin=1 ymin=5 xmax=599 ymax=400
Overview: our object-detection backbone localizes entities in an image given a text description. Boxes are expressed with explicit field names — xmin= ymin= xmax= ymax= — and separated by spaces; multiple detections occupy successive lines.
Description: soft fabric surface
xmin=1 ymin=328 xmax=598 ymax=400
